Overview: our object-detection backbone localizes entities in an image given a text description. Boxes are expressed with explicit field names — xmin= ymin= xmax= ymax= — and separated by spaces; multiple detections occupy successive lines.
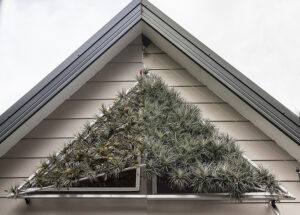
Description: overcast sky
xmin=0 ymin=0 xmax=299 ymax=116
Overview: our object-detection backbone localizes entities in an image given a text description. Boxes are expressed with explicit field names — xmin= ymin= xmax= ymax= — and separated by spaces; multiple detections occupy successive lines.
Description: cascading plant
xmin=8 ymin=70 xmax=280 ymax=200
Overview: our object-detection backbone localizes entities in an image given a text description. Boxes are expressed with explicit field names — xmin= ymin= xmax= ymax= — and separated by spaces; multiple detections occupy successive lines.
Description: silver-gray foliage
xmin=11 ymin=73 xmax=279 ymax=200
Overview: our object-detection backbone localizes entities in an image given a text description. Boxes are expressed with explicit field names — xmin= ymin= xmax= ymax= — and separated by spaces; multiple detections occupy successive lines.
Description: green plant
xmin=10 ymin=72 xmax=280 ymax=200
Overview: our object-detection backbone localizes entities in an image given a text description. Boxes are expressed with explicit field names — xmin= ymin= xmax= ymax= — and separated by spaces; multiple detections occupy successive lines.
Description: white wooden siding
xmin=0 ymin=38 xmax=299 ymax=214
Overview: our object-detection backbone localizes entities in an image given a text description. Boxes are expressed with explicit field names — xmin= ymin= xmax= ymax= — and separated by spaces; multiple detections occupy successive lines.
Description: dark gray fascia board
xmin=141 ymin=0 xmax=300 ymax=145
xmin=1 ymin=0 xmax=299 ymax=148
xmin=0 ymin=0 xmax=142 ymax=144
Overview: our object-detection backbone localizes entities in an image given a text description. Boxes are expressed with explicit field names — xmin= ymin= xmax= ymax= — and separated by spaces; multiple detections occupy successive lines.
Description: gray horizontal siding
xmin=0 ymin=38 xmax=299 ymax=214
xmin=89 ymin=62 xmax=142 ymax=81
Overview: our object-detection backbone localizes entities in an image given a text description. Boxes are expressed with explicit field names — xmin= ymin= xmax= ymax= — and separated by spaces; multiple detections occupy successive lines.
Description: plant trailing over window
xmin=9 ymin=71 xmax=280 ymax=200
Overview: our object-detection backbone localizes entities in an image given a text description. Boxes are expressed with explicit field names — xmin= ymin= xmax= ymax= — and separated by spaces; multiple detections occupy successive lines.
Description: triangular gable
xmin=0 ymin=0 xmax=299 ymax=162
xmin=8 ymin=74 xmax=293 ymax=202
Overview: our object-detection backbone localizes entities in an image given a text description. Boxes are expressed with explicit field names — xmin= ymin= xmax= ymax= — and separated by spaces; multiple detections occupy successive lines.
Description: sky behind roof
xmin=0 ymin=0 xmax=299 ymax=116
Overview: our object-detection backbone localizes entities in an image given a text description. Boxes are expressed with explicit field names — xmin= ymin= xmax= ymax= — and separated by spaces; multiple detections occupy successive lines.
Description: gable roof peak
xmin=0 ymin=0 xmax=299 ymax=162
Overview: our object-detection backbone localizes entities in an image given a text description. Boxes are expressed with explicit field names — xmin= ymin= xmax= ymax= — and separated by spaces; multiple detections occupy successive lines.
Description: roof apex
xmin=0 ymin=0 xmax=299 ymax=160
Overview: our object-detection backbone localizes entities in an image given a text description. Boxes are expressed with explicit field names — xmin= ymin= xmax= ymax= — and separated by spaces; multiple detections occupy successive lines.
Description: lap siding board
xmin=0 ymin=39 xmax=299 ymax=214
